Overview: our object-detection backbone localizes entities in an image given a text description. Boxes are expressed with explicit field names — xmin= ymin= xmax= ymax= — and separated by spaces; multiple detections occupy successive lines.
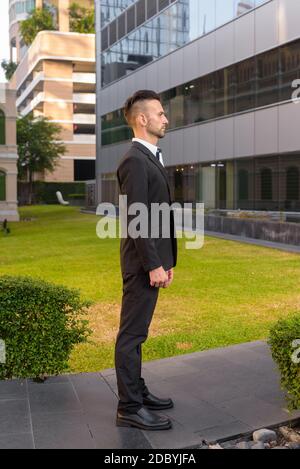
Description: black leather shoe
xmin=143 ymin=392 xmax=174 ymax=410
xmin=116 ymin=406 xmax=172 ymax=431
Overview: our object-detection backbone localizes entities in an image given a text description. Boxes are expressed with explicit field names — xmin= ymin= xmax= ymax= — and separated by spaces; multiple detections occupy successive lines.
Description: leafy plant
xmin=20 ymin=7 xmax=57 ymax=46
xmin=269 ymin=316 xmax=300 ymax=410
xmin=0 ymin=275 xmax=92 ymax=380
xmin=17 ymin=115 xmax=66 ymax=205
xmin=1 ymin=60 xmax=18 ymax=81
xmin=69 ymin=2 xmax=95 ymax=34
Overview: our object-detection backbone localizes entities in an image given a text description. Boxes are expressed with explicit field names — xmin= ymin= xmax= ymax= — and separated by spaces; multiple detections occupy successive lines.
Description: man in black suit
xmin=115 ymin=90 xmax=177 ymax=431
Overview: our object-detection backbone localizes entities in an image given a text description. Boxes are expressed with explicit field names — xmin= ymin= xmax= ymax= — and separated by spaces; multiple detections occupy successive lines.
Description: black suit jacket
xmin=117 ymin=141 xmax=177 ymax=275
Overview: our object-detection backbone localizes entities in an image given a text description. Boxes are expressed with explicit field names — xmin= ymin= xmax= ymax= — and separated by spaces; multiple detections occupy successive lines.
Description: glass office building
xmin=96 ymin=0 xmax=300 ymax=211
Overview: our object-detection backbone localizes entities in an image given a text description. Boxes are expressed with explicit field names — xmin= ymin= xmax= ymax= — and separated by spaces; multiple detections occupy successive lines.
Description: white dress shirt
xmin=132 ymin=138 xmax=165 ymax=167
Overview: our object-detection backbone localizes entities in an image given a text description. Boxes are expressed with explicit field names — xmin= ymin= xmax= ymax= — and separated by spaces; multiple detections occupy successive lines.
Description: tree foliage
xmin=1 ymin=60 xmax=18 ymax=81
xmin=69 ymin=2 xmax=95 ymax=34
xmin=17 ymin=115 xmax=66 ymax=203
xmin=20 ymin=7 xmax=57 ymax=46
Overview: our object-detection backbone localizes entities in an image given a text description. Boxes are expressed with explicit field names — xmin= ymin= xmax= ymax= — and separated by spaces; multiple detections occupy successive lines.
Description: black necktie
xmin=156 ymin=148 xmax=162 ymax=162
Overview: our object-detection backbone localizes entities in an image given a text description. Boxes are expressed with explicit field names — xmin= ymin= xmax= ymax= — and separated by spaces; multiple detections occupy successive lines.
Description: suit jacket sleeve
xmin=117 ymin=156 xmax=162 ymax=273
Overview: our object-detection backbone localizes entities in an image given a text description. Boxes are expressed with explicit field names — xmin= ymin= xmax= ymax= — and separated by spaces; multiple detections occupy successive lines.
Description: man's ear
xmin=137 ymin=113 xmax=147 ymax=127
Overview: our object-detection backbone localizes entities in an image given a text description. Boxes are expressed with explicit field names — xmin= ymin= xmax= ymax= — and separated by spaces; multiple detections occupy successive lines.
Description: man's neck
xmin=133 ymin=134 xmax=158 ymax=147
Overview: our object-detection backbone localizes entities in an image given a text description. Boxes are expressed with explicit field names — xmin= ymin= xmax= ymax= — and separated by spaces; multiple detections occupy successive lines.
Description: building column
xmin=226 ymin=161 xmax=234 ymax=210
xmin=36 ymin=0 xmax=43 ymax=9
xmin=58 ymin=0 xmax=70 ymax=32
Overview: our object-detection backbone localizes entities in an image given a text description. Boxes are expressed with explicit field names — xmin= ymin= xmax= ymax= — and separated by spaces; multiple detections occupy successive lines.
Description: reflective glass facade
xmin=101 ymin=38 xmax=300 ymax=147
xmin=9 ymin=0 xmax=35 ymax=22
xmin=101 ymin=154 xmax=300 ymax=212
xmin=101 ymin=0 xmax=270 ymax=86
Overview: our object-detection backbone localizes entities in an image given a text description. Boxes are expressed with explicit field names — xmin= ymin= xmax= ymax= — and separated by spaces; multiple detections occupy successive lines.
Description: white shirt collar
xmin=132 ymin=138 xmax=159 ymax=157
xmin=132 ymin=138 xmax=164 ymax=167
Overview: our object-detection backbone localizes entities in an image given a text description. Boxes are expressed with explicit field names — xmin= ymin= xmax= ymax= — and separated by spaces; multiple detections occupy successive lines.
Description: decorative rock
xmin=253 ymin=429 xmax=277 ymax=444
xmin=287 ymin=442 xmax=300 ymax=450
xmin=235 ymin=441 xmax=252 ymax=450
xmin=208 ymin=444 xmax=223 ymax=450
xmin=272 ymin=446 xmax=289 ymax=450
xmin=251 ymin=442 xmax=266 ymax=449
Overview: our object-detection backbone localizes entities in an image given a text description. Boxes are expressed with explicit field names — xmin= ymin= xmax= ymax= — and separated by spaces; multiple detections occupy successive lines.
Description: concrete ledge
xmin=205 ymin=215 xmax=300 ymax=246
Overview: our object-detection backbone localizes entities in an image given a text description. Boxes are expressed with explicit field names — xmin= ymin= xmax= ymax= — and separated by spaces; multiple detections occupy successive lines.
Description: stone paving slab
xmin=0 ymin=340 xmax=299 ymax=449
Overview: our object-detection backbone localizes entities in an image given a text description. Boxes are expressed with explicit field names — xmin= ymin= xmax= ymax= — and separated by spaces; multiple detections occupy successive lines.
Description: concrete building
xmin=0 ymin=84 xmax=19 ymax=221
xmin=9 ymin=0 xmax=96 ymax=183
xmin=95 ymin=0 xmax=300 ymax=212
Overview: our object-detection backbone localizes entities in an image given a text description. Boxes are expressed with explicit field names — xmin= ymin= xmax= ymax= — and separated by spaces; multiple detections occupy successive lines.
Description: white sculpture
xmin=56 ymin=191 xmax=69 ymax=206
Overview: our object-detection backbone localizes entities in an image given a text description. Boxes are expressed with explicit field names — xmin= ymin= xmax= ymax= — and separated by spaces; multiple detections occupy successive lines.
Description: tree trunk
xmin=28 ymin=171 xmax=33 ymax=205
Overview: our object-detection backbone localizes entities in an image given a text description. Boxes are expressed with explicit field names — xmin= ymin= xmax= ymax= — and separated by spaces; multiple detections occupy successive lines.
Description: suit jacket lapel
xmin=132 ymin=141 xmax=171 ymax=197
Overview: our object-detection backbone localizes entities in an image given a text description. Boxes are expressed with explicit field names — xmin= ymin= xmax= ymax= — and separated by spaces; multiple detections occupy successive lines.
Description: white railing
xmin=73 ymin=93 xmax=96 ymax=104
xmin=72 ymin=73 xmax=96 ymax=84
xmin=73 ymin=134 xmax=96 ymax=143
xmin=73 ymin=113 xmax=96 ymax=124
xmin=19 ymin=91 xmax=45 ymax=116
xmin=16 ymin=72 xmax=44 ymax=108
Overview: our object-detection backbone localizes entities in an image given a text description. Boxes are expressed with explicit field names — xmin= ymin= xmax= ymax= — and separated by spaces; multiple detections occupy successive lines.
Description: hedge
xmin=269 ymin=315 xmax=300 ymax=411
xmin=18 ymin=181 xmax=86 ymax=205
xmin=0 ymin=275 xmax=92 ymax=380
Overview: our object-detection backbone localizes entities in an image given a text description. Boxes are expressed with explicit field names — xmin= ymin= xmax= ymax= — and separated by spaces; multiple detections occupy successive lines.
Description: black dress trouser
xmin=115 ymin=271 xmax=159 ymax=414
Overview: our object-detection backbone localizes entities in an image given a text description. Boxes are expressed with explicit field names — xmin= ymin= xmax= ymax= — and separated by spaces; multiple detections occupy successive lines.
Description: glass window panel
xmin=117 ymin=12 xmax=126 ymax=40
xmin=0 ymin=110 xmax=5 ymax=145
xmin=236 ymin=58 xmax=256 ymax=112
xmin=215 ymin=67 xmax=236 ymax=117
xmin=147 ymin=0 xmax=157 ymax=19
xmin=136 ymin=0 xmax=146 ymax=26
xmin=168 ymin=86 xmax=185 ymax=128
xmin=127 ymin=4 xmax=136 ymax=33
xmin=184 ymin=77 xmax=216 ymax=124
xmin=0 ymin=171 xmax=5 ymax=201
xmin=109 ymin=20 xmax=117 ymax=46
xmin=159 ymin=0 xmax=170 ymax=11
xmin=256 ymin=48 xmax=279 ymax=107
xmin=279 ymin=40 xmax=300 ymax=102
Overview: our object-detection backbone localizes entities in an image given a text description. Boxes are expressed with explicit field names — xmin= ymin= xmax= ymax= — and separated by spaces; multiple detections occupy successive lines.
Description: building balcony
xmin=73 ymin=93 xmax=95 ymax=104
xmin=19 ymin=91 xmax=45 ymax=116
xmin=73 ymin=114 xmax=96 ymax=125
xmin=73 ymin=134 xmax=96 ymax=143
xmin=16 ymin=72 xmax=44 ymax=109
xmin=72 ymin=73 xmax=96 ymax=84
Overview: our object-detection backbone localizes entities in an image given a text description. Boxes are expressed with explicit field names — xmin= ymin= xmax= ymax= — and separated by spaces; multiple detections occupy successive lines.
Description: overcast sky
xmin=0 ymin=0 xmax=10 ymax=83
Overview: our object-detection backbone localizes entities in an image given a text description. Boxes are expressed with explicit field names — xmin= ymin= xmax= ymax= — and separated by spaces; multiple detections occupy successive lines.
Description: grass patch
xmin=1 ymin=205 xmax=300 ymax=373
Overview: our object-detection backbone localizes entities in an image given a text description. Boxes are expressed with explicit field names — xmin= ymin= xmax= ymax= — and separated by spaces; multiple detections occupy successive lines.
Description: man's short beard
xmin=148 ymin=128 xmax=165 ymax=139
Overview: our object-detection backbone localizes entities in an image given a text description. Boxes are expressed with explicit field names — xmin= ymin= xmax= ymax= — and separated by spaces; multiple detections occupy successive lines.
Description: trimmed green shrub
xmin=35 ymin=181 xmax=86 ymax=204
xmin=18 ymin=181 xmax=86 ymax=205
xmin=269 ymin=315 xmax=300 ymax=410
xmin=0 ymin=276 xmax=92 ymax=380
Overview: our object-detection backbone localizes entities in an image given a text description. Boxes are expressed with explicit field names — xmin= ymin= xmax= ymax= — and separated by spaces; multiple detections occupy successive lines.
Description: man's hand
xmin=163 ymin=268 xmax=174 ymax=288
xmin=149 ymin=266 xmax=168 ymax=288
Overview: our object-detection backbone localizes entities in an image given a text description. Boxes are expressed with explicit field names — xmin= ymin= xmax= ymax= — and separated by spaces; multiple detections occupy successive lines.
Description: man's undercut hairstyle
xmin=123 ymin=90 xmax=161 ymax=125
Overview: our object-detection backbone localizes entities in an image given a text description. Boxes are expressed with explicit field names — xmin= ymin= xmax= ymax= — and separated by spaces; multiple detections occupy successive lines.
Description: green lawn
xmin=1 ymin=205 xmax=300 ymax=373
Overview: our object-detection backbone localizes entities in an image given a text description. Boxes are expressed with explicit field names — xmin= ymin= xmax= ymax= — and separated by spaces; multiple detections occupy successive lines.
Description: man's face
xmin=143 ymin=100 xmax=169 ymax=139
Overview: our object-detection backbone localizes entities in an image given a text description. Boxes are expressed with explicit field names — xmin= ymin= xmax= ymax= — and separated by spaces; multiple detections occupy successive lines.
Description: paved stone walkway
xmin=0 ymin=340 xmax=299 ymax=449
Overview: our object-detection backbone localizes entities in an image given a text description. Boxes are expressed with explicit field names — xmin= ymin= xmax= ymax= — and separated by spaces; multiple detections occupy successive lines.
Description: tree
xmin=20 ymin=8 xmax=57 ymax=47
xmin=1 ymin=60 xmax=18 ymax=81
xmin=69 ymin=2 xmax=95 ymax=34
xmin=17 ymin=115 xmax=66 ymax=204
